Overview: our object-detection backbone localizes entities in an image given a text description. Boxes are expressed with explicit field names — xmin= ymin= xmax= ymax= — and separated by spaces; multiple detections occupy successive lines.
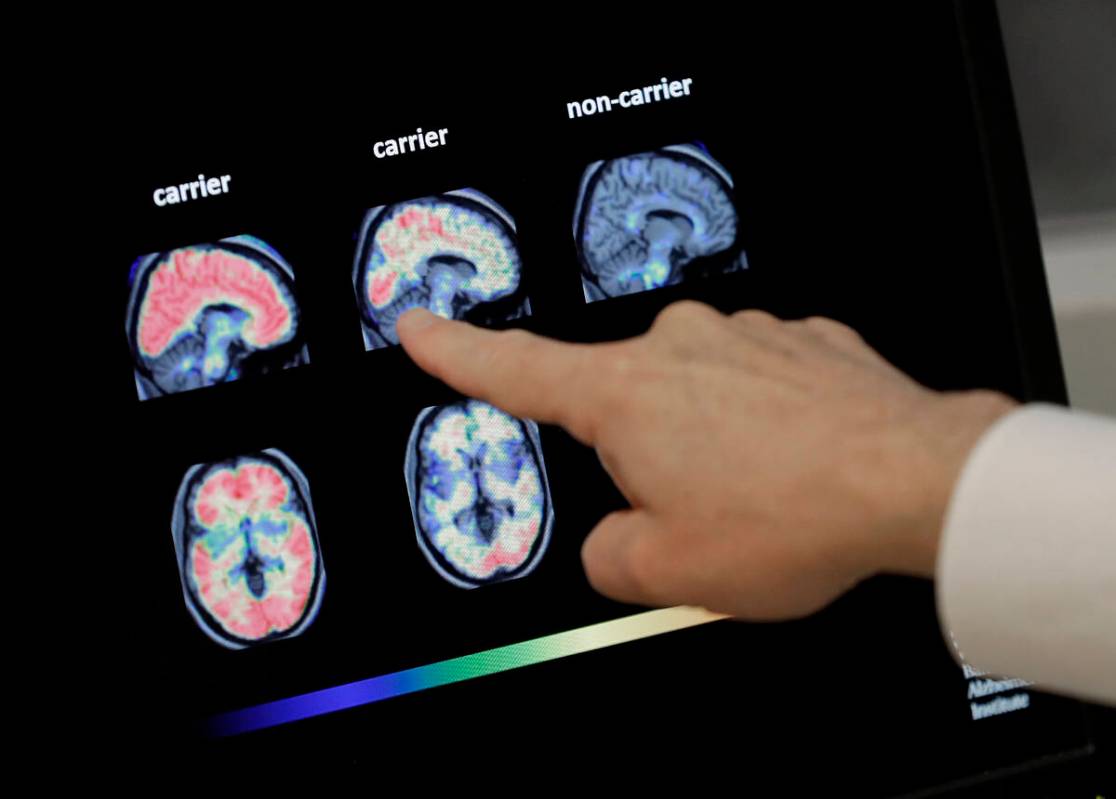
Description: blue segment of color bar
xmin=205 ymin=606 xmax=724 ymax=737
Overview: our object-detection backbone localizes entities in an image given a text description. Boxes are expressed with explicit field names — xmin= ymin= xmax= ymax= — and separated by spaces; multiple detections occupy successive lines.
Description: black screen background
xmin=80 ymin=7 xmax=1094 ymax=794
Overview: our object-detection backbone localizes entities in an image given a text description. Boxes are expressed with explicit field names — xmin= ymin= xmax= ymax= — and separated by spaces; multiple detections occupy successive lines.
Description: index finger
xmin=397 ymin=308 xmax=607 ymax=445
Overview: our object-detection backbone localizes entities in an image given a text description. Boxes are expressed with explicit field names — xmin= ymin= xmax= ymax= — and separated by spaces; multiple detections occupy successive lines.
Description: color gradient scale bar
xmin=206 ymin=606 xmax=726 ymax=737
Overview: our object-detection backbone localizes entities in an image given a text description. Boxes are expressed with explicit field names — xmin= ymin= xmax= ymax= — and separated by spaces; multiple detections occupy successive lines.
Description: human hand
xmin=397 ymin=302 xmax=1016 ymax=620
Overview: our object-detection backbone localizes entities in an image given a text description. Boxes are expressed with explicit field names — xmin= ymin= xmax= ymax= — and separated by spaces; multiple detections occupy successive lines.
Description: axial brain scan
xmin=354 ymin=189 xmax=531 ymax=349
xmin=573 ymin=143 xmax=748 ymax=301
xmin=171 ymin=450 xmax=325 ymax=649
xmin=405 ymin=400 xmax=554 ymax=588
xmin=127 ymin=235 xmax=308 ymax=400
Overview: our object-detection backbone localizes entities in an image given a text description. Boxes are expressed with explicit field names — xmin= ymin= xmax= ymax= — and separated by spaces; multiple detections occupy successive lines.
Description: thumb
xmin=581 ymin=509 xmax=674 ymax=607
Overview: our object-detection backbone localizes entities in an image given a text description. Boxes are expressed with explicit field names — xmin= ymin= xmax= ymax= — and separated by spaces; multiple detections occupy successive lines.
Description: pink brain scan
xmin=171 ymin=450 xmax=325 ymax=649
xmin=126 ymin=235 xmax=309 ymax=400
xmin=353 ymin=189 xmax=531 ymax=349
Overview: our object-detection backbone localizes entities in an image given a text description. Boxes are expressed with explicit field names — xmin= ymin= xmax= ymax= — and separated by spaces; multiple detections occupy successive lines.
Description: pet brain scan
xmin=171 ymin=450 xmax=325 ymax=649
xmin=126 ymin=235 xmax=308 ymax=400
xmin=406 ymin=400 xmax=554 ymax=588
xmin=354 ymin=189 xmax=530 ymax=349
xmin=574 ymin=143 xmax=748 ymax=301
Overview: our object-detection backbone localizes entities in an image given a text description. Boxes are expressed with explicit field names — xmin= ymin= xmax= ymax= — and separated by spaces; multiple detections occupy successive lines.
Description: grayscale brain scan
xmin=573 ymin=143 xmax=748 ymax=301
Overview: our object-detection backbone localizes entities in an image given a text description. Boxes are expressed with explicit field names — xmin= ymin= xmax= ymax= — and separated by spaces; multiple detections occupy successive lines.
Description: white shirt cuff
xmin=936 ymin=403 xmax=1116 ymax=705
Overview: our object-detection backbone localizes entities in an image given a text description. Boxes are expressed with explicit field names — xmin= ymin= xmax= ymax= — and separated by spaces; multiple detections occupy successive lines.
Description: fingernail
xmin=398 ymin=307 xmax=437 ymax=334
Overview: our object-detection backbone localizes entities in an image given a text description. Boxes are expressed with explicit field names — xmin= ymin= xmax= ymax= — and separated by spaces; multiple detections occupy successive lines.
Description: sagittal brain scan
xmin=171 ymin=450 xmax=325 ymax=649
xmin=126 ymin=235 xmax=308 ymax=400
xmin=354 ymin=189 xmax=531 ymax=349
xmin=405 ymin=400 xmax=554 ymax=588
xmin=573 ymin=143 xmax=748 ymax=301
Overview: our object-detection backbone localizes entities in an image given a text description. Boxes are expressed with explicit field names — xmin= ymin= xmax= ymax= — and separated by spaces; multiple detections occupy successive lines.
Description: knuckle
xmin=499 ymin=327 xmax=535 ymax=347
xmin=598 ymin=346 xmax=641 ymax=383
xmin=579 ymin=354 xmax=631 ymax=425
xmin=564 ymin=379 xmax=609 ymax=441
xmin=804 ymin=316 xmax=861 ymax=340
xmin=490 ymin=329 xmax=533 ymax=366
xmin=652 ymin=300 xmax=719 ymax=331
xmin=732 ymin=308 xmax=779 ymax=326
xmin=598 ymin=347 xmax=659 ymax=397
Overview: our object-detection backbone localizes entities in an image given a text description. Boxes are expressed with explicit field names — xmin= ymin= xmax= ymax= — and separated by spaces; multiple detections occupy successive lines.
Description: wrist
xmin=879 ymin=389 xmax=1019 ymax=579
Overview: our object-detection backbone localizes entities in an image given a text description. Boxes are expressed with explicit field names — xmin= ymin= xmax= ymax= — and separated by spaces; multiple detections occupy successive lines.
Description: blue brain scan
xmin=573 ymin=143 xmax=748 ymax=302
xmin=405 ymin=400 xmax=554 ymax=589
xmin=353 ymin=189 xmax=531 ymax=350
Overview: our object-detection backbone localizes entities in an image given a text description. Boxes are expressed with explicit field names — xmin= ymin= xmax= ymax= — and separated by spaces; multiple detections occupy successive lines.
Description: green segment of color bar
xmin=207 ymin=606 xmax=727 ymax=736
xmin=425 ymin=605 xmax=725 ymax=681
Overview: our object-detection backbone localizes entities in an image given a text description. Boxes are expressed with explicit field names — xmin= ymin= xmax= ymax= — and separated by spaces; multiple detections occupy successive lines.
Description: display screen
xmin=91 ymin=7 xmax=1093 ymax=792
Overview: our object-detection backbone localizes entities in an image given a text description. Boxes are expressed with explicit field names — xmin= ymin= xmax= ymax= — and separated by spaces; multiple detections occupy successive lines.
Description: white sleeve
xmin=936 ymin=403 xmax=1116 ymax=706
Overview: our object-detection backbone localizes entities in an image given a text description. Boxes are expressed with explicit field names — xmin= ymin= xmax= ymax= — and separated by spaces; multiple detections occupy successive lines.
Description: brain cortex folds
xmin=353 ymin=189 xmax=531 ymax=350
xmin=573 ymin=143 xmax=749 ymax=302
xmin=171 ymin=449 xmax=325 ymax=649
xmin=126 ymin=235 xmax=309 ymax=400
xmin=405 ymin=400 xmax=555 ymax=588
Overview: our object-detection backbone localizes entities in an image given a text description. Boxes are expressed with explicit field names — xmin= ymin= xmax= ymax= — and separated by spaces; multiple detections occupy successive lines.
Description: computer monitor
xmin=90 ymin=3 xmax=1099 ymax=792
